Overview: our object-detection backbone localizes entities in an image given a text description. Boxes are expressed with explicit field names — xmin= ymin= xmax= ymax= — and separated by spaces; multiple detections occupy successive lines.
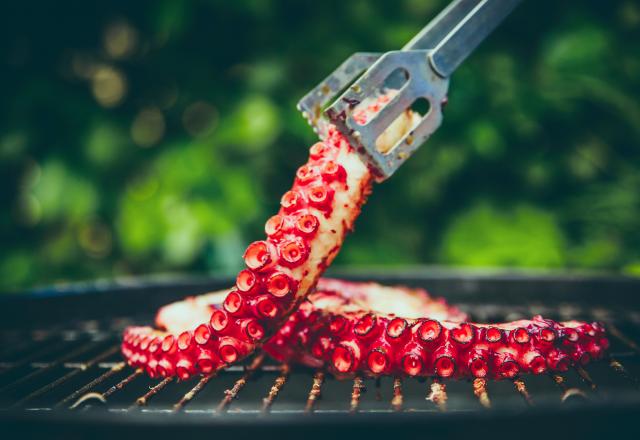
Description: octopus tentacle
xmin=121 ymin=96 xmax=421 ymax=378
xmin=122 ymin=279 xmax=608 ymax=380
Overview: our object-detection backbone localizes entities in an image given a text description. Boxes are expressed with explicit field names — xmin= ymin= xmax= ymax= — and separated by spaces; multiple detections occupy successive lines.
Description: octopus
xmin=121 ymin=96 xmax=608 ymax=380
xmin=123 ymin=279 xmax=607 ymax=379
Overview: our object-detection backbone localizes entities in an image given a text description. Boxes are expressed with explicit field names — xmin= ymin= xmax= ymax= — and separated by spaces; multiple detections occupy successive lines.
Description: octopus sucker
xmin=122 ymin=279 xmax=608 ymax=380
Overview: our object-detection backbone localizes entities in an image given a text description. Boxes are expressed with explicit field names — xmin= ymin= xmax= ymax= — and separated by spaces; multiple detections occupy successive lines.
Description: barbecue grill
xmin=1 ymin=269 xmax=640 ymax=439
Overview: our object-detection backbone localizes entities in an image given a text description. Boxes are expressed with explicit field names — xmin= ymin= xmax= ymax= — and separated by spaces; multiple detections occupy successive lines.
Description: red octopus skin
xmin=123 ymin=279 xmax=609 ymax=380
xmin=121 ymin=97 xmax=421 ymax=379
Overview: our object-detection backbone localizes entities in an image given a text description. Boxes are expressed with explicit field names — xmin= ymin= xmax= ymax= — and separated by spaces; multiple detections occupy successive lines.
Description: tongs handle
xmin=404 ymin=0 xmax=523 ymax=77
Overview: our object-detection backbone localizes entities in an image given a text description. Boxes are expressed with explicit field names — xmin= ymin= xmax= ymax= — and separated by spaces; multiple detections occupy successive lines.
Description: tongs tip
xmin=297 ymin=0 xmax=522 ymax=180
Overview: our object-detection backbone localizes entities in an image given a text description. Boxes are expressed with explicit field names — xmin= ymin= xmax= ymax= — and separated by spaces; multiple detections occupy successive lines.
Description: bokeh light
xmin=91 ymin=65 xmax=127 ymax=107
xmin=131 ymin=107 xmax=165 ymax=147
xmin=104 ymin=19 xmax=138 ymax=59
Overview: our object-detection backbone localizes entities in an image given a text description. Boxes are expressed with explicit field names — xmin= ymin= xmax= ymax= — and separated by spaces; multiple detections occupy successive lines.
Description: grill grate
xmin=1 ymin=273 xmax=640 ymax=437
xmin=1 ymin=319 xmax=639 ymax=415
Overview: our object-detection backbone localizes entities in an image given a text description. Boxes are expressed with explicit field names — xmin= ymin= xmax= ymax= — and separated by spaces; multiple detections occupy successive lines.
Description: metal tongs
xmin=298 ymin=0 xmax=523 ymax=180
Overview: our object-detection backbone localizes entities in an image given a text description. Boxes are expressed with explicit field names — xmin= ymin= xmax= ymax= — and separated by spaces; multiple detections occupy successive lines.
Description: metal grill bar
xmin=134 ymin=376 xmax=174 ymax=407
xmin=102 ymin=368 xmax=142 ymax=399
xmin=609 ymin=357 xmax=640 ymax=389
xmin=9 ymin=344 xmax=119 ymax=408
xmin=0 ymin=339 xmax=104 ymax=394
xmin=608 ymin=324 xmax=640 ymax=354
xmin=0 ymin=338 xmax=66 ymax=375
xmin=391 ymin=377 xmax=403 ymax=412
xmin=574 ymin=365 xmax=598 ymax=392
xmin=304 ymin=371 xmax=324 ymax=414
xmin=217 ymin=354 xmax=265 ymax=413
xmin=512 ymin=378 xmax=534 ymax=406
xmin=55 ymin=361 xmax=126 ymax=409
xmin=427 ymin=379 xmax=447 ymax=411
xmin=349 ymin=376 xmax=364 ymax=413
xmin=550 ymin=374 xmax=587 ymax=402
xmin=472 ymin=378 xmax=491 ymax=409
xmin=173 ymin=371 xmax=218 ymax=412
xmin=69 ymin=367 xmax=144 ymax=410
xmin=261 ymin=364 xmax=290 ymax=413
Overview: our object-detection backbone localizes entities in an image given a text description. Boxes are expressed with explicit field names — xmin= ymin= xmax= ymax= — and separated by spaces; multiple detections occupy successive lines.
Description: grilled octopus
xmin=121 ymin=97 xmax=608 ymax=380
xmin=123 ymin=279 xmax=608 ymax=379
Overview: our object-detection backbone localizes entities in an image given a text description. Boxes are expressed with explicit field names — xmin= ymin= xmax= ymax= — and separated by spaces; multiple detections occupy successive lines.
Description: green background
xmin=1 ymin=0 xmax=639 ymax=291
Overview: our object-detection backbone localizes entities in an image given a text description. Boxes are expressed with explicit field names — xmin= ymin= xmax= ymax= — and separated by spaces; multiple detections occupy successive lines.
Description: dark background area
xmin=1 ymin=0 xmax=639 ymax=291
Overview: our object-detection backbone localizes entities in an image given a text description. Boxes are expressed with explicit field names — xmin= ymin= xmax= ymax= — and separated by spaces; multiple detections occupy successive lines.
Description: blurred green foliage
xmin=1 ymin=0 xmax=640 ymax=290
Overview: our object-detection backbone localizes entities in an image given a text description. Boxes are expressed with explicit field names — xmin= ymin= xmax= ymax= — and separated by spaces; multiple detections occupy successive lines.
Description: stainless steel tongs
xmin=297 ymin=0 xmax=523 ymax=180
